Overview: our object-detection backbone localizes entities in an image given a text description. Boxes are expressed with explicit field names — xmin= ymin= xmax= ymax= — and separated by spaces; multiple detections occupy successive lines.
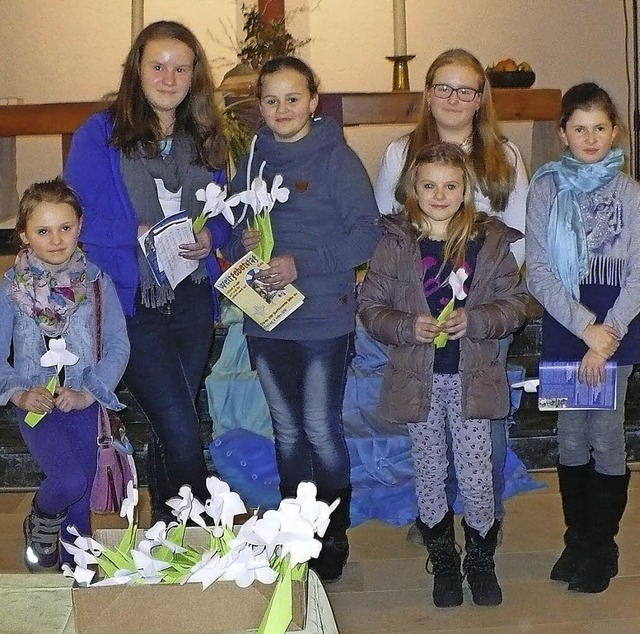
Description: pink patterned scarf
xmin=11 ymin=248 xmax=88 ymax=337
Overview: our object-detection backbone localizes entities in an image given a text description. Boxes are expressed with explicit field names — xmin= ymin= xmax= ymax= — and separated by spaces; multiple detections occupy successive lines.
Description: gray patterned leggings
xmin=407 ymin=373 xmax=494 ymax=537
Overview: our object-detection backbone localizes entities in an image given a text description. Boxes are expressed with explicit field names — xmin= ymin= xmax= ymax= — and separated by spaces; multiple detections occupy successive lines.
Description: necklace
xmin=459 ymin=135 xmax=473 ymax=153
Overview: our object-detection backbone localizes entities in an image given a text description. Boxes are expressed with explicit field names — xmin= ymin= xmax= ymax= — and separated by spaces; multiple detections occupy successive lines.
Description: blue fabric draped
xmin=207 ymin=308 xmax=544 ymax=526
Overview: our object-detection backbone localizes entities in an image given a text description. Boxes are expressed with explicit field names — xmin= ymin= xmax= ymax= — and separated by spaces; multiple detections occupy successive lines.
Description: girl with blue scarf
xmin=526 ymin=83 xmax=640 ymax=595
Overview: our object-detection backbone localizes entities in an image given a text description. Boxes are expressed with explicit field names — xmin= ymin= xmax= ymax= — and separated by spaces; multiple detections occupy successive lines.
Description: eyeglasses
xmin=431 ymin=84 xmax=480 ymax=102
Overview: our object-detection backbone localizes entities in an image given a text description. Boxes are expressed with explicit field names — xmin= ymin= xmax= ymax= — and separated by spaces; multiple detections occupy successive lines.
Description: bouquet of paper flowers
xmin=62 ymin=478 xmax=338 ymax=634
xmin=193 ymin=164 xmax=289 ymax=265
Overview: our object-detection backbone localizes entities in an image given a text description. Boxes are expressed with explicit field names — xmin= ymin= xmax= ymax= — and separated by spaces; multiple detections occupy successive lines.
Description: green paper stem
xmin=24 ymin=375 xmax=58 ymax=427
xmin=257 ymin=564 xmax=293 ymax=634
xmin=434 ymin=297 xmax=455 ymax=349
xmin=192 ymin=212 xmax=208 ymax=235
xmin=251 ymin=211 xmax=274 ymax=263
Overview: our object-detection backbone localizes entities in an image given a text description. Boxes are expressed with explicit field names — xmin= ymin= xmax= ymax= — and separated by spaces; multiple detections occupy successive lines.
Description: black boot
xmin=23 ymin=500 xmax=66 ymax=572
xmin=550 ymin=462 xmax=591 ymax=582
xmin=417 ymin=511 xmax=463 ymax=608
xmin=462 ymin=519 xmax=503 ymax=606
xmin=308 ymin=486 xmax=351 ymax=584
xmin=568 ymin=469 xmax=630 ymax=594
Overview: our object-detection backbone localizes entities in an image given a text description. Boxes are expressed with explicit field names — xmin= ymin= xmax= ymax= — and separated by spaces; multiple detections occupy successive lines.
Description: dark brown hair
xmin=559 ymin=82 xmax=619 ymax=129
xmin=402 ymin=142 xmax=478 ymax=268
xmin=395 ymin=49 xmax=515 ymax=213
xmin=16 ymin=178 xmax=83 ymax=238
xmin=256 ymin=56 xmax=319 ymax=98
xmin=109 ymin=20 xmax=227 ymax=170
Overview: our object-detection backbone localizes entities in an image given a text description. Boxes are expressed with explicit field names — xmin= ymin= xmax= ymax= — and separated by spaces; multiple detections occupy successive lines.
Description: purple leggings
xmin=19 ymin=402 xmax=98 ymax=556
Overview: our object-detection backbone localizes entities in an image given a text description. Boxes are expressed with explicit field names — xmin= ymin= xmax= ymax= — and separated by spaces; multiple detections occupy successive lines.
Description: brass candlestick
xmin=386 ymin=55 xmax=416 ymax=91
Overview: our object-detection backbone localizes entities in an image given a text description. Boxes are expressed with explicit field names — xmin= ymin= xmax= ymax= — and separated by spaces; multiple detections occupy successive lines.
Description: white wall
xmin=0 ymin=0 xmax=633 ymax=204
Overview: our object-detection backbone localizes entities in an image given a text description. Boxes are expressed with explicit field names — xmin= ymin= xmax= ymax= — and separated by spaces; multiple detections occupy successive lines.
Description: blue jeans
xmin=124 ymin=279 xmax=213 ymax=513
xmin=247 ymin=334 xmax=353 ymax=490
xmin=557 ymin=364 xmax=632 ymax=475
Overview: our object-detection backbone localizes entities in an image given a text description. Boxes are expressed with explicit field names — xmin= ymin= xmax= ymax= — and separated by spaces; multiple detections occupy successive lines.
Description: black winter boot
xmin=23 ymin=500 xmax=66 ymax=572
xmin=462 ymin=519 xmax=503 ymax=606
xmin=309 ymin=486 xmax=351 ymax=584
xmin=568 ymin=469 xmax=630 ymax=594
xmin=550 ymin=462 xmax=592 ymax=582
xmin=417 ymin=511 xmax=463 ymax=608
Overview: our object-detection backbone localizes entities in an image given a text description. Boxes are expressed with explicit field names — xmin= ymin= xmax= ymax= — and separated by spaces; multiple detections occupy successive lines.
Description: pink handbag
xmin=89 ymin=276 xmax=137 ymax=514
xmin=90 ymin=405 xmax=136 ymax=514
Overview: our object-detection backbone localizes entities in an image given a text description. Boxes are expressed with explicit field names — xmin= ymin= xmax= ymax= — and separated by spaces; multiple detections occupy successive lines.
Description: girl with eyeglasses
xmin=374 ymin=48 xmax=528 ymax=556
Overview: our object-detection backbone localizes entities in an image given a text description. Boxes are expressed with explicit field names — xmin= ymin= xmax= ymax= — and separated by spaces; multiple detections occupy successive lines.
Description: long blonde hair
xmin=395 ymin=49 xmax=515 ymax=212
xmin=402 ymin=143 xmax=479 ymax=269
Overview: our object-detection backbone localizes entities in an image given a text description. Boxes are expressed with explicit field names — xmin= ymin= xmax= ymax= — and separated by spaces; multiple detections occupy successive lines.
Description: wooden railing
xmin=0 ymin=89 xmax=561 ymax=165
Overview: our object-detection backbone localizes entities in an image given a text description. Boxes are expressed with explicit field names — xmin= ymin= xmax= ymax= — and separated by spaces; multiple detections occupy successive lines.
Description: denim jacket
xmin=0 ymin=262 xmax=130 ymax=410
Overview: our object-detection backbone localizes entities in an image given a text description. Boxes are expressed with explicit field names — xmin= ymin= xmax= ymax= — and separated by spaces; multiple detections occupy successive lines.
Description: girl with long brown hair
xmin=65 ymin=21 xmax=230 ymax=523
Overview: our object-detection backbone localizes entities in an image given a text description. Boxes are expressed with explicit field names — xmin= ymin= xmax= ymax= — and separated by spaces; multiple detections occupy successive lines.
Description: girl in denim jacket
xmin=0 ymin=179 xmax=129 ymax=571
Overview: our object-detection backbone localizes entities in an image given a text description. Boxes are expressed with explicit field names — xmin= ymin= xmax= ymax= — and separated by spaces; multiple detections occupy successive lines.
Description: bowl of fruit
xmin=486 ymin=59 xmax=535 ymax=88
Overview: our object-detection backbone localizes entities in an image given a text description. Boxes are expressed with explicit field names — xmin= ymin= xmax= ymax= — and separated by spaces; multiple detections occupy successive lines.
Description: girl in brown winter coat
xmin=359 ymin=143 xmax=527 ymax=608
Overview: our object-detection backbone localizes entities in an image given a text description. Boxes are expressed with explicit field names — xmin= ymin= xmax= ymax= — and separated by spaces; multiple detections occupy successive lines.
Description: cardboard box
xmin=72 ymin=528 xmax=306 ymax=634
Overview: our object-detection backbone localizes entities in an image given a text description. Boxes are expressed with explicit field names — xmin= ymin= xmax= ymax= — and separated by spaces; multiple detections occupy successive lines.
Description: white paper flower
xmin=165 ymin=485 xmax=207 ymax=527
xmin=131 ymin=548 xmax=173 ymax=578
xmin=239 ymin=174 xmax=272 ymax=217
xmin=221 ymin=545 xmax=278 ymax=588
xmin=269 ymin=174 xmax=290 ymax=207
xmin=119 ymin=480 xmax=139 ymax=525
xmin=195 ymin=182 xmax=237 ymax=226
xmin=204 ymin=476 xmax=247 ymax=533
xmin=285 ymin=481 xmax=340 ymax=538
xmin=448 ymin=267 xmax=469 ymax=300
xmin=138 ymin=522 xmax=187 ymax=556
xmin=39 ymin=337 xmax=79 ymax=372
xmin=272 ymin=503 xmax=323 ymax=566
xmin=187 ymin=550 xmax=239 ymax=590
xmin=60 ymin=540 xmax=100 ymax=568
xmin=64 ymin=525 xmax=104 ymax=557
xmin=62 ymin=562 xmax=96 ymax=586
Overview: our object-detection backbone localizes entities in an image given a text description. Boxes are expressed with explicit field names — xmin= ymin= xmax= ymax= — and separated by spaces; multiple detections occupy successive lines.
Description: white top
xmin=373 ymin=135 xmax=528 ymax=266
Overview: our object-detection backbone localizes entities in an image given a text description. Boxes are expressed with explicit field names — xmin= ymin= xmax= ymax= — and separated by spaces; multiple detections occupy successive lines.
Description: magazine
xmin=215 ymin=251 xmax=305 ymax=331
xmin=538 ymin=360 xmax=617 ymax=411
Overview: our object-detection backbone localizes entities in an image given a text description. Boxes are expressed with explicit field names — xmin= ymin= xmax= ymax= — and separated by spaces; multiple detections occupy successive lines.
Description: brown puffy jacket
xmin=358 ymin=214 xmax=528 ymax=423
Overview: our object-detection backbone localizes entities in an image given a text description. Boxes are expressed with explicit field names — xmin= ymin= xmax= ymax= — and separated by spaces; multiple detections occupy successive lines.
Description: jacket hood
xmin=249 ymin=116 xmax=346 ymax=173
xmin=380 ymin=212 xmax=523 ymax=248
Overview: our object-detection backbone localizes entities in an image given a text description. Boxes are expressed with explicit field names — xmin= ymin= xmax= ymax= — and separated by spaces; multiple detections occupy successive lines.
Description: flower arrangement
xmin=234 ymin=161 xmax=290 ymax=262
xmin=193 ymin=163 xmax=290 ymax=263
xmin=62 ymin=478 xmax=337 ymax=634
xmin=238 ymin=4 xmax=311 ymax=70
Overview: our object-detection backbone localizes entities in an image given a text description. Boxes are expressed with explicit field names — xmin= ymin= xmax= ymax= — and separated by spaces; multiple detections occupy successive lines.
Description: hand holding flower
xmin=11 ymin=386 xmax=54 ymax=414
xmin=441 ymin=308 xmax=468 ymax=340
xmin=413 ymin=314 xmax=441 ymax=344
xmin=242 ymin=229 xmax=261 ymax=254
xmin=54 ymin=386 xmax=95 ymax=412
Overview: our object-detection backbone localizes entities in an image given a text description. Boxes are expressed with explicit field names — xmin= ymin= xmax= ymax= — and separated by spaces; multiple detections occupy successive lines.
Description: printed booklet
xmin=215 ymin=251 xmax=305 ymax=332
xmin=538 ymin=360 xmax=617 ymax=411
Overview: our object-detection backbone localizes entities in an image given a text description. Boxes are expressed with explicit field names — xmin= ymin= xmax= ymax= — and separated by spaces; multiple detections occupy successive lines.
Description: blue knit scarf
xmin=530 ymin=148 xmax=624 ymax=299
